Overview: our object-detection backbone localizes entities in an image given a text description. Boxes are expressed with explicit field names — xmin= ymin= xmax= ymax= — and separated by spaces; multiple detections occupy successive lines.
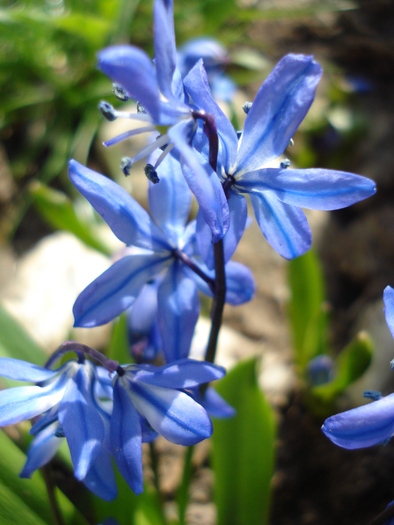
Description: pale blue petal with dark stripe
xmin=20 ymin=422 xmax=63 ymax=478
xmin=128 ymin=380 xmax=212 ymax=445
xmin=58 ymin=364 xmax=104 ymax=480
xmin=0 ymin=358 xmax=57 ymax=383
xmin=133 ymin=359 xmax=225 ymax=389
xmin=248 ymin=192 xmax=311 ymax=260
xmin=69 ymin=160 xmax=170 ymax=252
xmin=157 ymin=261 xmax=200 ymax=362
xmin=237 ymin=168 xmax=376 ymax=210
xmin=111 ymin=379 xmax=143 ymax=495
xmin=73 ymin=253 xmax=170 ymax=328
xmin=322 ymin=393 xmax=394 ymax=449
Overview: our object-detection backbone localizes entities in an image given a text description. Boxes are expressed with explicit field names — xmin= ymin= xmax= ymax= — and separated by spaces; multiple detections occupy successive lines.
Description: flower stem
xmin=193 ymin=110 xmax=226 ymax=366
xmin=41 ymin=465 xmax=65 ymax=525
xmin=178 ymin=445 xmax=194 ymax=525
xmin=205 ymin=240 xmax=226 ymax=364
xmin=45 ymin=340 xmax=124 ymax=376
xmin=173 ymin=249 xmax=215 ymax=293
xmin=149 ymin=441 xmax=161 ymax=495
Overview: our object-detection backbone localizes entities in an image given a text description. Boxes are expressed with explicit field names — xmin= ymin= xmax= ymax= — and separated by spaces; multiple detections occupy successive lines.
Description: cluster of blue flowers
xmin=0 ymin=0 xmax=378 ymax=503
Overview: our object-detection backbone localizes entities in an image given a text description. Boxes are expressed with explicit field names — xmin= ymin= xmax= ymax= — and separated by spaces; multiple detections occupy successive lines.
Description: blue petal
xmin=169 ymin=120 xmax=230 ymax=243
xmin=237 ymin=168 xmax=376 ymax=210
xmin=149 ymin=153 xmax=192 ymax=246
xmin=0 ymin=379 xmax=68 ymax=427
xmin=95 ymin=367 xmax=114 ymax=400
xmin=322 ymin=393 xmax=394 ymax=449
xmin=128 ymin=280 xmax=162 ymax=362
xmin=235 ymin=54 xmax=322 ymax=175
xmin=211 ymin=73 xmax=237 ymax=103
xmin=69 ymin=160 xmax=170 ymax=252
xmin=184 ymin=259 xmax=255 ymax=306
xmin=111 ymin=379 xmax=143 ymax=495
xmin=129 ymin=380 xmax=213 ymax=445
xmin=132 ymin=359 xmax=225 ymax=389
xmin=157 ymin=261 xmax=200 ymax=362
xmin=128 ymin=280 xmax=159 ymax=336
xmin=183 ymin=60 xmax=238 ymax=172
xmin=58 ymin=364 xmax=104 ymax=480
xmin=153 ymin=0 xmax=178 ymax=103
xmin=384 ymin=286 xmax=394 ymax=340
xmin=248 ymin=191 xmax=311 ymax=259
xmin=140 ymin=416 xmax=159 ymax=443
xmin=196 ymin=191 xmax=247 ymax=270
xmin=82 ymin=446 xmax=118 ymax=501
xmin=222 ymin=261 xmax=255 ymax=305
xmin=20 ymin=422 xmax=62 ymax=478
xmin=0 ymin=358 xmax=57 ymax=383
xmin=178 ymin=38 xmax=229 ymax=78
xmin=97 ymin=45 xmax=161 ymax=123
xmin=30 ymin=405 xmax=59 ymax=435
xmin=192 ymin=387 xmax=236 ymax=419
xmin=180 ymin=220 xmax=197 ymax=256
xmin=73 ymin=253 xmax=170 ymax=328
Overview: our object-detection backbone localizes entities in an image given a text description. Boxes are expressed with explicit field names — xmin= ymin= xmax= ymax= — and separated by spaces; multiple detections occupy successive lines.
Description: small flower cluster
xmin=0 ymin=0 xmax=377 ymax=504
xmin=0 ymin=344 xmax=227 ymax=499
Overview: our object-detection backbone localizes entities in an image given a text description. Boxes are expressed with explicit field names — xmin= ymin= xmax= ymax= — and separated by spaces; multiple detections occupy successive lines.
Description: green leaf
xmin=0 ymin=302 xmax=45 ymax=363
xmin=231 ymin=50 xmax=270 ymax=71
xmin=212 ymin=358 xmax=275 ymax=525
xmin=133 ymin=485 xmax=167 ymax=525
xmin=30 ymin=181 xmax=112 ymax=256
xmin=108 ymin=313 xmax=133 ymax=365
xmin=93 ymin=466 xmax=166 ymax=525
xmin=0 ymin=430 xmax=88 ymax=525
xmin=288 ymin=249 xmax=328 ymax=372
xmin=312 ymin=331 xmax=373 ymax=404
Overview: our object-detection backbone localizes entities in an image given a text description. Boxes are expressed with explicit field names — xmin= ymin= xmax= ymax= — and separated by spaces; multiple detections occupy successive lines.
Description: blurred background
xmin=1 ymin=0 xmax=394 ymax=524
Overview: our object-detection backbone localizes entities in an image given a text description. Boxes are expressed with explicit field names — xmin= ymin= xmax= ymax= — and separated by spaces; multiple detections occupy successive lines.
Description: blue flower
xmin=177 ymin=37 xmax=236 ymax=102
xmin=0 ymin=357 xmax=111 ymax=490
xmin=97 ymin=0 xmax=229 ymax=242
xmin=322 ymin=286 xmax=394 ymax=449
xmin=111 ymin=359 xmax=225 ymax=494
xmin=184 ymin=55 xmax=376 ymax=263
xmin=69 ymin=156 xmax=254 ymax=363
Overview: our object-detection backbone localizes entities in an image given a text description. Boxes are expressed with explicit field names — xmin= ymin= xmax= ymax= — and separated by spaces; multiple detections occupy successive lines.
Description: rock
xmin=0 ymin=232 xmax=112 ymax=352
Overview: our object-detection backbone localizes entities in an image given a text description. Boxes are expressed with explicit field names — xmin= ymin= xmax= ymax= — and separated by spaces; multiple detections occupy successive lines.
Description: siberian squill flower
xmin=97 ymin=0 xmax=228 ymax=242
xmin=112 ymin=359 xmax=225 ymax=493
xmin=184 ymin=55 xmax=376 ymax=264
xmin=69 ymin=155 xmax=254 ymax=364
xmin=322 ymin=286 xmax=394 ymax=449
xmin=177 ymin=37 xmax=236 ymax=102
xmin=0 ymin=356 xmax=113 ymax=497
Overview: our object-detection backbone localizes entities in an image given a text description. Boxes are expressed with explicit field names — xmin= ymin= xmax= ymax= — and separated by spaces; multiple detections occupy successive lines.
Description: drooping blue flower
xmin=69 ymin=156 xmax=255 ymax=363
xmin=0 ymin=357 xmax=113 ymax=494
xmin=97 ymin=0 xmax=229 ymax=243
xmin=321 ymin=286 xmax=394 ymax=449
xmin=111 ymin=358 xmax=225 ymax=493
xmin=184 ymin=55 xmax=376 ymax=264
xmin=21 ymin=419 xmax=118 ymax=501
xmin=177 ymin=37 xmax=236 ymax=102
